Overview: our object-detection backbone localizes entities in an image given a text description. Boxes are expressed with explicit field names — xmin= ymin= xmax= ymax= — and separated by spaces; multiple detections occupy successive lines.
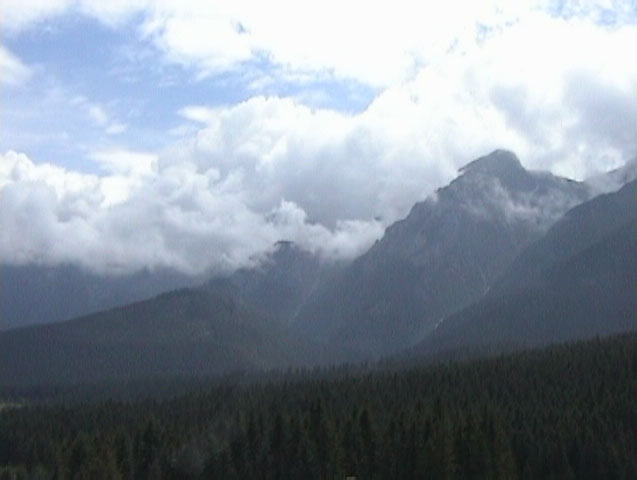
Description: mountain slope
xmin=489 ymin=178 xmax=637 ymax=297
xmin=417 ymin=180 xmax=637 ymax=355
xmin=206 ymin=241 xmax=342 ymax=325
xmin=296 ymin=150 xmax=591 ymax=356
xmin=0 ymin=288 xmax=325 ymax=387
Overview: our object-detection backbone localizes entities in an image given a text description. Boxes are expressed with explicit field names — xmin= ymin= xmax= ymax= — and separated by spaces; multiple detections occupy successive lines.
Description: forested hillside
xmin=0 ymin=288 xmax=329 ymax=387
xmin=2 ymin=332 xmax=637 ymax=479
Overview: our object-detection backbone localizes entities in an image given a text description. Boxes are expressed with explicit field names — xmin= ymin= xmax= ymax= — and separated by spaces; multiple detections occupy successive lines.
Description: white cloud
xmin=0 ymin=150 xmax=383 ymax=274
xmin=158 ymin=12 xmax=637 ymax=231
xmin=2 ymin=1 xmax=637 ymax=276
xmin=163 ymin=96 xmax=463 ymax=228
xmin=0 ymin=1 xmax=553 ymax=87
xmin=178 ymin=105 xmax=216 ymax=124
xmin=123 ymin=0 xmax=553 ymax=87
xmin=71 ymin=96 xmax=130 ymax=135
xmin=0 ymin=46 xmax=32 ymax=87
xmin=2 ymin=0 xmax=73 ymax=32
xmin=4 ymin=1 xmax=636 ymax=90
xmin=89 ymin=149 xmax=156 ymax=206
xmin=2 ymin=0 xmax=148 ymax=32
xmin=89 ymin=149 xmax=157 ymax=175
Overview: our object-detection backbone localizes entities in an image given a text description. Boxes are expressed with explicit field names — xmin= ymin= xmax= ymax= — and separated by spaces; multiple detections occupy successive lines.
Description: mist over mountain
xmin=415 ymin=179 xmax=637 ymax=356
xmin=2 ymin=150 xmax=636 ymax=387
xmin=205 ymin=240 xmax=345 ymax=326
xmin=586 ymin=156 xmax=637 ymax=194
xmin=295 ymin=150 xmax=591 ymax=356
xmin=490 ymin=176 xmax=637 ymax=297
xmin=0 ymin=241 xmax=341 ymax=387
xmin=0 ymin=236 xmax=341 ymax=332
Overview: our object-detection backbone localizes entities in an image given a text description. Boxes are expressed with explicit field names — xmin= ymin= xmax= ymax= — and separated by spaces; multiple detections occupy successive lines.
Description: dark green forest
xmin=2 ymin=333 xmax=637 ymax=479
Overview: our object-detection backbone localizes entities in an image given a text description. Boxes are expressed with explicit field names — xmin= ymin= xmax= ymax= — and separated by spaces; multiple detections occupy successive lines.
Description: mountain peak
xmin=454 ymin=149 xmax=544 ymax=194
xmin=459 ymin=149 xmax=523 ymax=177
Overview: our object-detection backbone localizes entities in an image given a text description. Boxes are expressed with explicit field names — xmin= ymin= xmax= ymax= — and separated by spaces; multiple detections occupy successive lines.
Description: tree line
xmin=1 ymin=333 xmax=637 ymax=479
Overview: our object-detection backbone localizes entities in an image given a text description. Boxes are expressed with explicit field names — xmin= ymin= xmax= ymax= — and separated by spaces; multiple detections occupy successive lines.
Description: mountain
xmin=295 ymin=150 xmax=591 ymax=356
xmin=416 ymin=180 xmax=637 ymax=355
xmin=5 ymin=149 xmax=628 ymax=388
xmin=0 ymin=241 xmax=345 ymax=387
xmin=206 ymin=240 xmax=343 ymax=325
xmin=489 ymin=176 xmax=637 ymax=297
xmin=0 ymin=240 xmax=336 ymax=332
xmin=0 ymin=264 xmax=202 ymax=331
xmin=0 ymin=287 xmax=326 ymax=388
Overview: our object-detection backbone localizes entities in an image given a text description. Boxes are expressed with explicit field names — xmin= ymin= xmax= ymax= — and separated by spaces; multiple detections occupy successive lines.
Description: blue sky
xmin=2 ymin=0 xmax=637 ymax=274
xmin=2 ymin=7 xmax=378 ymax=172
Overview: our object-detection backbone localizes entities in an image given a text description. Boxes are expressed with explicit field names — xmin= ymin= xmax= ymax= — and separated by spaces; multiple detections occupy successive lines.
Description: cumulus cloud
xmin=0 ymin=1 xmax=558 ymax=86
xmin=163 ymin=95 xmax=482 ymax=229
xmin=89 ymin=149 xmax=157 ymax=176
xmin=2 ymin=1 xmax=637 ymax=276
xmin=4 ymin=1 xmax=636 ymax=93
xmin=0 ymin=150 xmax=383 ymax=274
xmin=476 ymin=13 xmax=637 ymax=177
xmin=157 ymin=13 xmax=637 ymax=231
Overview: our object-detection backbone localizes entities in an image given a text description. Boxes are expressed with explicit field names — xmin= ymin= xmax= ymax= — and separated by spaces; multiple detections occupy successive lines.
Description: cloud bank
xmin=1 ymin=1 xmax=637 ymax=275
xmin=0 ymin=149 xmax=384 ymax=274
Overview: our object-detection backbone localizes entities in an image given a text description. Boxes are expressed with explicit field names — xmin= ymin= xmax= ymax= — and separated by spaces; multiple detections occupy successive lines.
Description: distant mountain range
xmin=0 ymin=288 xmax=328 ymax=387
xmin=2 ymin=150 xmax=635 ymax=387
xmin=0 ymin=264 xmax=203 ymax=331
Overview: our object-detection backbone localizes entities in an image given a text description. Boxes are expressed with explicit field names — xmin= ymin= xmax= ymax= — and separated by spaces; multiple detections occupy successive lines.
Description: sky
xmin=1 ymin=0 xmax=637 ymax=275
